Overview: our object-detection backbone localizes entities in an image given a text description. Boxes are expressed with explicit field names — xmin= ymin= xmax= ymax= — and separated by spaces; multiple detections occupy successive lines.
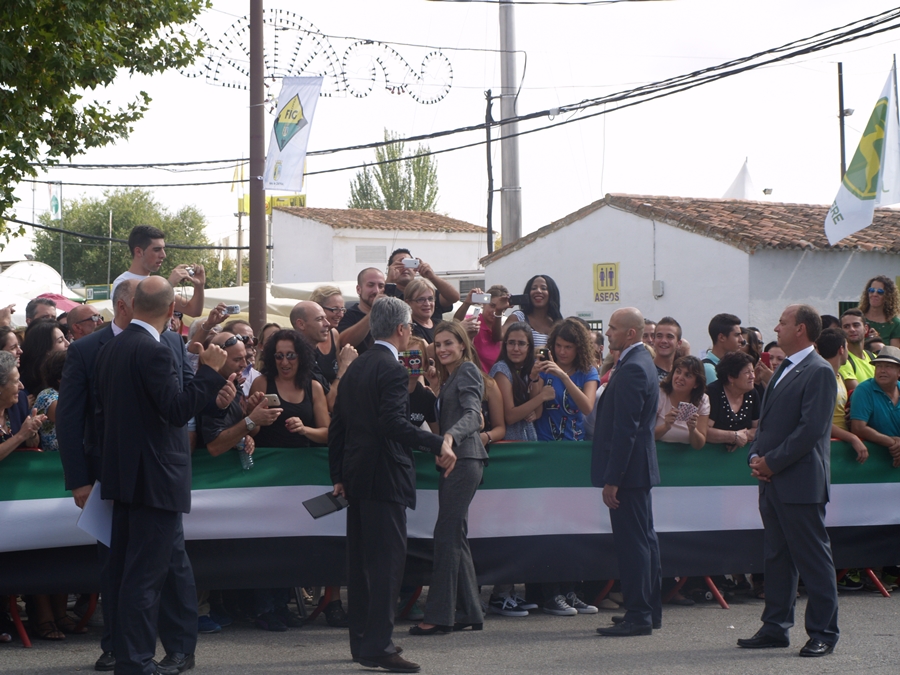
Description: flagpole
xmin=893 ymin=54 xmax=898 ymax=128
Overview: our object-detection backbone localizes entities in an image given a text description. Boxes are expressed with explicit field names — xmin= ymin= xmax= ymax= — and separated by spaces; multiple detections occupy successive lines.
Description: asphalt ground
xmin=2 ymin=587 xmax=898 ymax=674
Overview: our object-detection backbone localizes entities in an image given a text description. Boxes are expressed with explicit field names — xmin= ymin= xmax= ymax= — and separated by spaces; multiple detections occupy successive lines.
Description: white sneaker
xmin=542 ymin=594 xmax=577 ymax=616
xmin=488 ymin=595 xmax=529 ymax=617
xmin=566 ymin=593 xmax=598 ymax=614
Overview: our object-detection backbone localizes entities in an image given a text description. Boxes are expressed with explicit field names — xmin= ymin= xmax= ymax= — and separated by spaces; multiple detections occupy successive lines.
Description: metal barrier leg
xmin=592 ymin=579 xmax=616 ymax=606
xmin=862 ymin=568 xmax=891 ymax=598
xmin=704 ymin=576 xmax=729 ymax=609
xmin=662 ymin=577 xmax=688 ymax=604
xmin=8 ymin=595 xmax=31 ymax=648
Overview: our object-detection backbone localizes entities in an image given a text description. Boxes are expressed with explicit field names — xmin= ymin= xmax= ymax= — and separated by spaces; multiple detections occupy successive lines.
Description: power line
xmin=5 ymin=217 xmax=269 ymax=250
xmin=20 ymin=7 xmax=900 ymax=189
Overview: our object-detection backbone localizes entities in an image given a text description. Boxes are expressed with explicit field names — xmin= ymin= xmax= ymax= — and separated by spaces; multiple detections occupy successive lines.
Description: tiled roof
xmin=481 ymin=194 xmax=900 ymax=264
xmin=276 ymin=207 xmax=485 ymax=233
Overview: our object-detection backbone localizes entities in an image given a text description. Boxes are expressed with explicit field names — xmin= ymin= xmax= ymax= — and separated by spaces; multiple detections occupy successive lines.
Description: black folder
xmin=303 ymin=491 xmax=349 ymax=519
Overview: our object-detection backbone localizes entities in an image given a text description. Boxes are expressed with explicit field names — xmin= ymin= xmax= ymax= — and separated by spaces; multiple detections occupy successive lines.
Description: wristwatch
xmin=244 ymin=416 xmax=256 ymax=432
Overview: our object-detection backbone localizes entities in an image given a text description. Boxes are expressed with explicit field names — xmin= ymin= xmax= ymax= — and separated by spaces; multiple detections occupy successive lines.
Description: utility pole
xmin=249 ymin=0 xmax=266 ymax=331
xmin=485 ymin=89 xmax=494 ymax=254
xmin=499 ymin=1 xmax=522 ymax=247
xmin=838 ymin=62 xmax=847 ymax=179
xmin=234 ymin=210 xmax=245 ymax=286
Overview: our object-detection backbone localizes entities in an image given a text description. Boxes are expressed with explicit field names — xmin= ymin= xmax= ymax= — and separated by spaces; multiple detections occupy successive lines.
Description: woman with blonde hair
xmin=404 ymin=277 xmax=439 ymax=344
xmin=410 ymin=321 xmax=489 ymax=635
xmin=309 ymin=285 xmax=346 ymax=330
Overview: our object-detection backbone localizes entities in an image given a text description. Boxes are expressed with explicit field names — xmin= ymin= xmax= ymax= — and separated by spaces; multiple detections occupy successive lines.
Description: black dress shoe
xmin=324 ymin=600 xmax=349 ymax=628
xmin=736 ymin=630 xmax=789 ymax=649
xmin=452 ymin=622 xmax=483 ymax=631
xmin=354 ymin=647 xmax=402 ymax=662
xmin=612 ymin=615 xmax=661 ymax=630
xmin=799 ymin=638 xmax=834 ymax=657
xmin=596 ymin=621 xmax=652 ymax=636
xmin=408 ymin=623 xmax=452 ymax=636
xmin=155 ymin=653 xmax=195 ymax=675
xmin=357 ymin=652 xmax=421 ymax=672
xmin=94 ymin=651 xmax=115 ymax=672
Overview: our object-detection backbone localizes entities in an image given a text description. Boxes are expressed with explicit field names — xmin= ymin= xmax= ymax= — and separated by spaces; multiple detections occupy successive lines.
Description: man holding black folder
xmin=329 ymin=296 xmax=456 ymax=673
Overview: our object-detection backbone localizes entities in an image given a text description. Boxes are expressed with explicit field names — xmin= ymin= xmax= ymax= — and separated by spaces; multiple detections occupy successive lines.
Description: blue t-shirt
xmin=534 ymin=366 xmax=600 ymax=441
xmin=488 ymin=360 xmax=537 ymax=442
xmin=848 ymin=377 xmax=900 ymax=437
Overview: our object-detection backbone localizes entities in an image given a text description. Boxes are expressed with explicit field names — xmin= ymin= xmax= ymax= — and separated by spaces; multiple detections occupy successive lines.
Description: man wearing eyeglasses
xmin=223 ymin=320 xmax=261 ymax=396
xmin=67 ymin=304 xmax=105 ymax=341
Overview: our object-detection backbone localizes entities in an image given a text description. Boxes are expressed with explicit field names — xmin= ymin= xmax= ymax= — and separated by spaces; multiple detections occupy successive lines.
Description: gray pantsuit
xmin=423 ymin=360 xmax=488 ymax=627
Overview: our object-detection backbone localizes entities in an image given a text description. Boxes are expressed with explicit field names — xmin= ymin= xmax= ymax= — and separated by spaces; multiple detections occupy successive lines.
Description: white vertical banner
xmin=825 ymin=65 xmax=900 ymax=245
xmin=48 ymin=182 xmax=62 ymax=220
xmin=263 ymin=77 xmax=323 ymax=191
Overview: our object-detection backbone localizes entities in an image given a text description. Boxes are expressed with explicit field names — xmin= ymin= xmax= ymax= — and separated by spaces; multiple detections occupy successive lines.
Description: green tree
xmin=348 ymin=129 xmax=439 ymax=211
xmin=0 ymin=1 xmax=209 ymax=228
xmin=33 ymin=189 xmax=221 ymax=287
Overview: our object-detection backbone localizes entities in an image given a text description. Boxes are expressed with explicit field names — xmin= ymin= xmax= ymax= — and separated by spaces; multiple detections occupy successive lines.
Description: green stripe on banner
xmin=1 ymin=440 xmax=898 ymax=503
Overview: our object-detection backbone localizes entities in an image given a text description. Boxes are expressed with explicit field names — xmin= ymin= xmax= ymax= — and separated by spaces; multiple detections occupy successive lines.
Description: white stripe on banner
xmin=3 ymin=483 xmax=899 ymax=553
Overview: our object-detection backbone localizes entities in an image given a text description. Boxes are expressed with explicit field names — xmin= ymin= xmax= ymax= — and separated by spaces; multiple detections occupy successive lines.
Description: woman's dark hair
xmin=498 ymin=322 xmax=535 ymax=406
xmin=741 ymin=328 xmax=762 ymax=365
xmin=859 ymin=274 xmax=900 ymax=319
xmin=715 ymin=350 xmax=755 ymax=383
xmin=0 ymin=326 xmax=19 ymax=351
xmin=660 ymin=355 xmax=706 ymax=406
xmin=547 ymin=317 xmax=595 ymax=374
xmin=40 ymin=349 xmax=67 ymax=391
xmin=260 ymin=329 xmax=315 ymax=390
xmin=763 ymin=340 xmax=779 ymax=353
xmin=19 ymin=320 xmax=65 ymax=396
xmin=519 ymin=274 xmax=563 ymax=323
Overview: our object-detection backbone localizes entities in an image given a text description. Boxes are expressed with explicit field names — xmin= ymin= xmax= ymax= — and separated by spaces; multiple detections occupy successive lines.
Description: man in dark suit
xmin=329 ymin=296 xmax=455 ymax=674
xmin=739 ymin=304 xmax=839 ymax=657
xmin=95 ymin=276 xmax=227 ymax=675
xmin=592 ymin=307 xmax=661 ymax=637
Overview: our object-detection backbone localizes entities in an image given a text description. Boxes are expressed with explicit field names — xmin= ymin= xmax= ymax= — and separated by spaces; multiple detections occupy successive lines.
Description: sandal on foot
xmin=54 ymin=614 xmax=87 ymax=635
xmin=34 ymin=621 xmax=65 ymax=641
xmin=1 ymin=632 xmax=11 ymax=643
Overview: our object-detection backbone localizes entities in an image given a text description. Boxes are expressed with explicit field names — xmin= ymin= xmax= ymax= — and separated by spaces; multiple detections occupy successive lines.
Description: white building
xmin=271 ymin=207 xmax=490 ymax=284
xmin=481 ymin=194 xmax=900 ymax=350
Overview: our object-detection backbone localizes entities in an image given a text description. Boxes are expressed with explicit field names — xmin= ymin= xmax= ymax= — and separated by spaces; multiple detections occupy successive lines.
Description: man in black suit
xmin=58 ymin=280 xmax=138 ymax=671
xmin=329 ymin=296 xmax=456 ymax=674
xmin=592 ymin=307 xmax=662 ymax=637
xmin=739 ymin=305 xmax=839 ymax=657
xmin=95 ymin=276 xmax=227 ymax=675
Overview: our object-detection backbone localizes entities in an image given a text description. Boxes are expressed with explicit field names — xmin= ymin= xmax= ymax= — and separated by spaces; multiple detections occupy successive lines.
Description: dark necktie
xmin=766 ymin=357 xmax=792 ymax=395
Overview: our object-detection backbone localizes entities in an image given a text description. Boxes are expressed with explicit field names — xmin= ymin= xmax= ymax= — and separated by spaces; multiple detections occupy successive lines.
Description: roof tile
xmin=276 ymin=207 xmax=485 ymax=234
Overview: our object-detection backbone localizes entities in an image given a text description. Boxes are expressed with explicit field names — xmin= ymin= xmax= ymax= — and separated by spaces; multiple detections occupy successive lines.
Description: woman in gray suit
xmin=410 ymin=321 xmax=489 ymax=635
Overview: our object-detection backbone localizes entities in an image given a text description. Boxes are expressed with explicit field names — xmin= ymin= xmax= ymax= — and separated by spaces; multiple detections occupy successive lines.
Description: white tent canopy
xmin=722 ymin=158 xmax=758 ymax=200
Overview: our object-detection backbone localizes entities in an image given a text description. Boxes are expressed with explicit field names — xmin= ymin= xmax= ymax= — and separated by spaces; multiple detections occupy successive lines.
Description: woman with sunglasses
xmin=489 ymin=322 xmax=554 ymax=442
xmin=859 ymin=276 xmax=900 ymax=347
xmin=250 ymin=330 xmax=328 ymax=448
xmin=310 ymin=285 xmax=347 ymax=331
xmin=410 ymin=321 xmax=488 ymax=636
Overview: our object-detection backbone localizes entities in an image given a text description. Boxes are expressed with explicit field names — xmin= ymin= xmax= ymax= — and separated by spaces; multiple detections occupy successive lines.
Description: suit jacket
xmin=437 ymin=361 xmax=488 ymax=461
xmin=95 ymin=323 xmax=225 ymax=513
xmin=329 ymin=343 xmax=444 ymax=509
xmin=748 ymin=349 xmax=836 ymax=504
xmin=57 ymin=324 xmax=114 ymax=491
xmin=590 ymin=343 xmax=660 ymax=489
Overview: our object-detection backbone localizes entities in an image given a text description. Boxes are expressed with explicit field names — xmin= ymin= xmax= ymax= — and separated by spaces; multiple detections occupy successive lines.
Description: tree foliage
xmin=0 ymin=0 xmax=209 ymax=227
xmin=348 ymin=129 xmax=439 ymax=211
xmin=32 ymin=189 xmax=226 ymax=288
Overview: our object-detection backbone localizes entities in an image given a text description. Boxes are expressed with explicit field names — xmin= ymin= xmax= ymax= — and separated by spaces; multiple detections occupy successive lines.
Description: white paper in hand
xmin=76 ymin=480 xmax=113 ymax=547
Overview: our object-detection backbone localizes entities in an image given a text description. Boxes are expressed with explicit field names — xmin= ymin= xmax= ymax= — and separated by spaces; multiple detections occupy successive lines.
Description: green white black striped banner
xmin=2 ymin=442 xmax=899 ymax=554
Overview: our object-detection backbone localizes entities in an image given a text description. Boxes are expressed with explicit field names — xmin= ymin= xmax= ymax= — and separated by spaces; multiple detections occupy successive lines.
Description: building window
xmin=355 ymin=246 xmax=387 ymax=263
xmin=459 ymin=279 xmax=485 ymax=296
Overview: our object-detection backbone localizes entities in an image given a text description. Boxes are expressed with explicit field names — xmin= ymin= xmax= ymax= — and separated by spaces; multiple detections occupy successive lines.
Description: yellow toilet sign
xmin=594 ymin=263 xmax=620 ymax=303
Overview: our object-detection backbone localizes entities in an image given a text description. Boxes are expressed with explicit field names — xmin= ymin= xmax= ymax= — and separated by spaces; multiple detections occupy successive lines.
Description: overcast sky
xmin=7 ymin=0 xmax=900 ymax=263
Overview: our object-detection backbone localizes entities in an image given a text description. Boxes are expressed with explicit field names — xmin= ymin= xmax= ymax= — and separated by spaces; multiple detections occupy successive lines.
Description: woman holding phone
xmin=655 ymin=356 xmax=709 ymax=449
xmin=410 ymin=321 xmax=488 ymax=635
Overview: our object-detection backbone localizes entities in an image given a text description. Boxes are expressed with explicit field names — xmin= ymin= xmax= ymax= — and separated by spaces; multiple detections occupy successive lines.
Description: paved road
xmin=3 ymin=589 xmax=898 ymax=674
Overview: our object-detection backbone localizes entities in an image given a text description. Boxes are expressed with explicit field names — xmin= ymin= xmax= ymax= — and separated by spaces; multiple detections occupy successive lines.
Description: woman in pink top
xmin=655 ymin=355 xmax=710 ymax=449
xmin=454 ymin=285 xmax=508 ymax=373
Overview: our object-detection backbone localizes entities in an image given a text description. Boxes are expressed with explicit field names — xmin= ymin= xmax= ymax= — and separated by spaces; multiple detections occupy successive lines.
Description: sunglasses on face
xmin=274 ymin=352 xmax=297 ymax=361
xmin=869 ymin=287 xmax=886 ymax=295
xmin=224 ymin=334 xmax=256 ymax=348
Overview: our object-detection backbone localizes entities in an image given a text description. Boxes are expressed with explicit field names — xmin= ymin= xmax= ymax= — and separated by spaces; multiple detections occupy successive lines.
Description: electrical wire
xmin=21 ymin=7 xmax=900 ymax=188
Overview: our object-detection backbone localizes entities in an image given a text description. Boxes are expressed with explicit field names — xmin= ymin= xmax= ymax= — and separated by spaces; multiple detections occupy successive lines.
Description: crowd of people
xmin=1 ymin=225 xmax=898 ymax=671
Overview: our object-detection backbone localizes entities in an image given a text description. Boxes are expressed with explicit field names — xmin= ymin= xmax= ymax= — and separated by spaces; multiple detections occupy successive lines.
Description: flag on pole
xmin=263 ymin=77 xmax=322 ymax=191
xmin=48 ymin=182 xmax=62 ymax=221
xmin=825 ymin=65 xmax=900 ymax=245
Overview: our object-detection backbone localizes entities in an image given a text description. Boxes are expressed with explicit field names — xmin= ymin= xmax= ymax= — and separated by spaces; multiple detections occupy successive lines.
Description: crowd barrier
xmin=1 ymin=441 xmax=899 ymax=594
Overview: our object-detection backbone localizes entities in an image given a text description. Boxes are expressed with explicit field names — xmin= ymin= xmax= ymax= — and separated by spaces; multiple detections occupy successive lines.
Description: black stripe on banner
xmin=2 ymin=526 xmax=898 ymax=594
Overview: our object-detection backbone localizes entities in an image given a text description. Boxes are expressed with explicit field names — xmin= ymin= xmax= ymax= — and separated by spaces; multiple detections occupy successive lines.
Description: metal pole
xmin=499 ymin=1 xmax=522 ymax=245
xmin=249 ymin=0 xmax=266 ymax=331
xmin=107 ymin=210 xmax=112 ymax=289
xmin=485 ymin=90 xmax=494 ymax=254
xmin=58 ymin=183 xmax=63 ymax=294
xmin=838 ymin=62 xmax=847 ymax=179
